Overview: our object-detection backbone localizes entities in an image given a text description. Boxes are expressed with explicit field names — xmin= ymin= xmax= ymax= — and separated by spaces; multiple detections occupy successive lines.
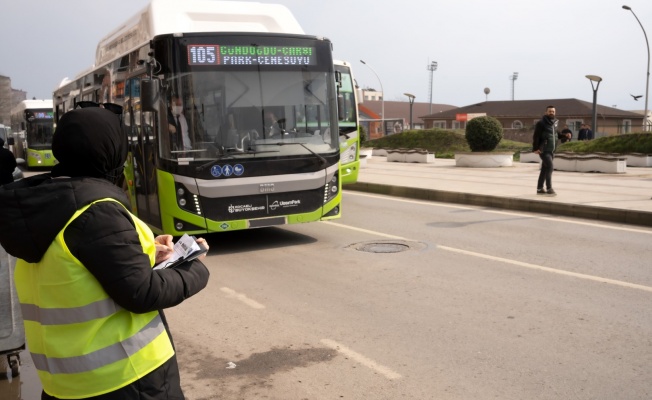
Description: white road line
xmin=321 ymin=339 xmax=402 ymax=380
xmin=345 ymin=191 xmax=652 ymax=235
xmin=327 ymin=221 xmax=652 ymax=294
xmin=220 ymin=287 xmax=266 ymax=309
xmin=322 ymin=221 xmax=411 ymax=240
xmin=437 ymin=245 xmax=652 ymax=294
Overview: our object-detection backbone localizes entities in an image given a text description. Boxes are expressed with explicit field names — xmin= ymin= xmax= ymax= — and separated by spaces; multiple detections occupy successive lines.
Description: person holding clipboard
xmin=0 ymin=107 xmax=210 ymax=399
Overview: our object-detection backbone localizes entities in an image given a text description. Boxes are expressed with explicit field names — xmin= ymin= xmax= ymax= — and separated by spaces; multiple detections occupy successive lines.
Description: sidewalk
xmin=344 ymin=156 xmax=652 ymax=227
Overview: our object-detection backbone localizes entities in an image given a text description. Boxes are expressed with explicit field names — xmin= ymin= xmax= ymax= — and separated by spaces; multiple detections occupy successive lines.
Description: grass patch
xmin=363 ymin=130 xmax=652 ymax=159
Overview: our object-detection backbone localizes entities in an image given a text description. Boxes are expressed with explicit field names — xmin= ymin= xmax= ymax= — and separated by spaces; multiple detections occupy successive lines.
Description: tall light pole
xmin=360 ymin=60 xmax=385 ymax=135
xmin=509 ymin=72 xmax=519 ymax=101
xmin=586 ymin=75 xmax=603 ymax=138
xmin=622 ymin=5 xmax=650 ymax=131
xmin=427 ymin=61 xmax=438 ymax=114
xmin=403 ymin=92 xmax=415 ymax=130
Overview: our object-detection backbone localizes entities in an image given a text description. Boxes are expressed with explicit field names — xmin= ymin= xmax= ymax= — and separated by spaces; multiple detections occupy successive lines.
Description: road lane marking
xmin=322 ymin=221 xmax=411 ymax=240
xmin=220 ymin=287 xmax=266 ymax=309
xmin=437 ymin=245 xmax=652 ymax=294
xmin=345 ymin=191 xmax=652 ymax=235
xmin=321 ymin=339 xmax=401 ymax=380
xmin=327 ymin=221 xmax=652 ymax=294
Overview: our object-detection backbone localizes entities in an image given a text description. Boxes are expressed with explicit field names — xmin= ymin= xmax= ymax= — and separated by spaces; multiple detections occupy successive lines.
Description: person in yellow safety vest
xmin=0 ymin=107 xmax=210 ymax=399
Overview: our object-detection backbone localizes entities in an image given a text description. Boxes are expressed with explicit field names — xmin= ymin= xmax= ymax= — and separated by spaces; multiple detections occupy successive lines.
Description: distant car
xmin=12 ymin=166 xmax=24 ymax=182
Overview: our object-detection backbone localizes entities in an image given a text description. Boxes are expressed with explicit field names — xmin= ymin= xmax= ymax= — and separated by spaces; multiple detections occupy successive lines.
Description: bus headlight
xmin=175 ymin=183 xmax=203 ymax=215
xmin=323 ymin=172 xmax=339 ymax=203
xmin=340 ymin=143 xmax=357 ymax=164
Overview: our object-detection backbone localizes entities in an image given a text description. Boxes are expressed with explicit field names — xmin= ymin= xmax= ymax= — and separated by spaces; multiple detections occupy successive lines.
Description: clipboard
xmin=153 ymin=234 xmax=208 ymax=270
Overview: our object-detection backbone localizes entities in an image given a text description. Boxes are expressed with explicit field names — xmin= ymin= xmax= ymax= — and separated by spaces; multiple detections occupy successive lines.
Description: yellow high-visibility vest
xmin=15 ymin=198 xmax=175 ymax=399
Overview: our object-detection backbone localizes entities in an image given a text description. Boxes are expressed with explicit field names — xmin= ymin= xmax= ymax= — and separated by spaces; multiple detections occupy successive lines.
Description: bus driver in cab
xmin=168 ymin=95 xmax=192 ymax=151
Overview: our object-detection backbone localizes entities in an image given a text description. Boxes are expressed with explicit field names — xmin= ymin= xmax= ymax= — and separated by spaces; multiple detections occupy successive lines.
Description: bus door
xmin=126 ymin=77 xmax=162 ymax=230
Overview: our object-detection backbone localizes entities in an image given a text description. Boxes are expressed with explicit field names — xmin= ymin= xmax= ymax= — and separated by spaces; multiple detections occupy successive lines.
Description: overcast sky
xmin=2 ymin=0 xmax=651 ymax=111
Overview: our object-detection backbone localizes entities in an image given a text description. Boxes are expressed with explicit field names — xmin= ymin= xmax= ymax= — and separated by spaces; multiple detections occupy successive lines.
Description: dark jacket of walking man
xmin=532 ymin=105 xmax=559 ymax=196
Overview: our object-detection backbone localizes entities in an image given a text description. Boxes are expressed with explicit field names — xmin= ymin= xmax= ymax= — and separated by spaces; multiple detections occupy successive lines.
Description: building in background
xmin=0 ymin=75 xmax=27 ymax=126
xmin=421 ymin=99 xmax=645 ymax=142
xmin=359 ymin=99 xmax=456 ymax=140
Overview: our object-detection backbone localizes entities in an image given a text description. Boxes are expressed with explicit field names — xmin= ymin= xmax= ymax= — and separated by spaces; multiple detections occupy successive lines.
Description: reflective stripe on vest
xmin=30 ymin=314 xmax=165 ymax=374
xmin=14 ymin=198 xmax=174 ymax=398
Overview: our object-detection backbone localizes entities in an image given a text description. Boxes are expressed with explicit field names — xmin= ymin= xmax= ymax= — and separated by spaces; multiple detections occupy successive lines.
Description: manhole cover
xmin=359 ymin=243 xmax=410 ymax=253
xmin=349 ymin=240 xmax=426 ymax=254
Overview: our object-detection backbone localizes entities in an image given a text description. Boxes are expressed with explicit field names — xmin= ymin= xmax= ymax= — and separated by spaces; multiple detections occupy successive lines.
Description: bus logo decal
xmin=222 ymin=165 xmax=234 ymax=177
xmin=234 ymin=164 xmax=244 ymax=176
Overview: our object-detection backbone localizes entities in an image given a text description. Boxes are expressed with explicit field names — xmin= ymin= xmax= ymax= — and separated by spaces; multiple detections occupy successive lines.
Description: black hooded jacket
xmin=532 ymin=115 xmax=559 ymax=153
xmin=0 ymin=108 xmax=209 ymax=399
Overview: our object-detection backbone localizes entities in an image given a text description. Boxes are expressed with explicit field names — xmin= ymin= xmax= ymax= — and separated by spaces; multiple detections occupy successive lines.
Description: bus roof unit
xmin=96 ymin=0 xmax=306 ymax=66
xmin=11 ymin=99 xmax=54 ymax=115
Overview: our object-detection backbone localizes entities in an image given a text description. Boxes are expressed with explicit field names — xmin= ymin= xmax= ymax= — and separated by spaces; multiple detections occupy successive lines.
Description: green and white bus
xmin=335 ymin=60 xmax=361 ymax=185
xmin=53 ymin=0 xmax=342 ymax=235
xmin=9 ymin=99 xmax=56 ymax=168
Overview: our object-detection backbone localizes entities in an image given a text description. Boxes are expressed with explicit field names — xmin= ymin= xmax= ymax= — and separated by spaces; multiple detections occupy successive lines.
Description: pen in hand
xmin=154 ymin=235 xmax=174 ymax=264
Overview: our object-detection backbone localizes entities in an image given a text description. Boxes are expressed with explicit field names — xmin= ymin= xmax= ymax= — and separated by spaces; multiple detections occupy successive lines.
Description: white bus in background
xmin=9 ymin=99 xmax=56 ymax=169
xmin=53 ymin=0 xmax=343 ymax=235
xmin=334 ymin=60 xmax=361 ymax=185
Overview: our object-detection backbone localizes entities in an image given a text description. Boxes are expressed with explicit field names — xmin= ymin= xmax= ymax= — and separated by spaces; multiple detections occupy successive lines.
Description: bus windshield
xmin=158 ymin=69 xmax=337 ymax=162
xmin=26 ymin=110 xmax=54 ymax=150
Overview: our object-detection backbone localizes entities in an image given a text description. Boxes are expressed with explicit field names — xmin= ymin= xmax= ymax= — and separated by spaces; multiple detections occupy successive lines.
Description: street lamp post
xmin=586 ymin=75 xmax=603 ymax=138
xmin=622 ymin=5 xmax=650 ymax=131
xmin=360 ymin=60 xmax=385 ymax=135
xmin=403 ymin=93 xmax=415 ymax=130
xmin=427 ymin=61 xmax=438 ymax=114
xmin=509 ymin=72 xmax=519 ymax=101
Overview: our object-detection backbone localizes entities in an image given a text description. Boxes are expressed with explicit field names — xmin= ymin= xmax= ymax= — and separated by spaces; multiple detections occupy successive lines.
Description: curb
xmin=344 ymin=182 xmax=652 ymax=228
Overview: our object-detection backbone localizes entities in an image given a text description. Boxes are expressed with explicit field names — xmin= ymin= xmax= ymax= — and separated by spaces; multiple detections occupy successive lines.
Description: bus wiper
xmin=195 ymin=149 xmax=280 ymax=172
xmin=273 ymin=142 xmax=327 ymax=165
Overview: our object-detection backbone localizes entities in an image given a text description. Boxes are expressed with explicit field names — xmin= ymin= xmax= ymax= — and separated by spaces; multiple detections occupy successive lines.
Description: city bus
xmin=9 ymin=99 xmax=56 ymax=168
xmin=335 ymin=60 xmax=361 ymax=185
xmin=53 ymin=0 xmax=342 ymax=235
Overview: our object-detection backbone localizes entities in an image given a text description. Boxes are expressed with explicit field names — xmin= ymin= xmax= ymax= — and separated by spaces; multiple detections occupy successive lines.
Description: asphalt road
xmin=4 ymin=190 xmax=652 ymax=399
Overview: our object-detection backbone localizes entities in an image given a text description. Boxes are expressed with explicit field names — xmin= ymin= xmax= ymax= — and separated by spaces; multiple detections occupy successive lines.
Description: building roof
xmin=359 ymin=100 xmax=456 ymax=122
xmin=422 ymin=98 xmax=642 ymax=120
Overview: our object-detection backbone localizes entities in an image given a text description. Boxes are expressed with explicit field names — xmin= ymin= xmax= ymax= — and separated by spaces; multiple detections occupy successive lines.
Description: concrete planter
xmin=625 ymin=153 xmax=652 ymax=167
xmin=386 ymin=148 xmax=434 ymax=163
xmin=455 ymin=152 xmax=513 ymax=168
xmin=359 ymin=148 xmax=373 ymax=159
xmin=359 ymin=154 xmax=368 ymax=168
xmin=554 ymin=153 xmax=627 ymax=174
xmin=519 ymin=151 xmax=540 ymax=163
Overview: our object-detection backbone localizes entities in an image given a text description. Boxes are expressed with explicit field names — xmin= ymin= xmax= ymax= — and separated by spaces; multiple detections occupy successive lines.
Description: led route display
xmin=187 ymin=44 xmax=316 ymax=66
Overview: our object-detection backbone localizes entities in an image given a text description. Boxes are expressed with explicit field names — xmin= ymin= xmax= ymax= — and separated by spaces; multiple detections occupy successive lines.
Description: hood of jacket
xmin=0 ymin=173 xmax=130 ymax=263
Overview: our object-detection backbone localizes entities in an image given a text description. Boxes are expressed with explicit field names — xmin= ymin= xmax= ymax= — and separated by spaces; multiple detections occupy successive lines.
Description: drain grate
xmin=349 ymin=240 xmax=426 ymax=254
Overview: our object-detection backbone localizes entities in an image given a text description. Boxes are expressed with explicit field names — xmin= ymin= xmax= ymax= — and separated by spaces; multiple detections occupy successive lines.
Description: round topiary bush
xmin=465 ymin=116 xmax=504 ymax=152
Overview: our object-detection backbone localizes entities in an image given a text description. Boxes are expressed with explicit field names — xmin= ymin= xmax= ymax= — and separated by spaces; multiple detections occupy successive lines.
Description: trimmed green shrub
xmin=465 ymin=116 xmax=504 ymax=152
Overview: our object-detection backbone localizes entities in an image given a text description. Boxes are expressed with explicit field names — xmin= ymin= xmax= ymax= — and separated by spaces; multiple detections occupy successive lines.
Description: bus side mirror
xmin=141 ymin=78 xmax=160 ymax=112
xmin=7 ymin=137 xmax=14 ymax=146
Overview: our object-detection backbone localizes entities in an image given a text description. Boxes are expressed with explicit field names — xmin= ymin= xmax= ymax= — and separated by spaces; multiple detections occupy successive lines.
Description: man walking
xmin=533 ymin=105 xmax=559 ymax=196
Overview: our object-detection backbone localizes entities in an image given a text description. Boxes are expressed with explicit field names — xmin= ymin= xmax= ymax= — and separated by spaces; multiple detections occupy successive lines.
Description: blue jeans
xmin=537 ymin=152 xmax=554 ymax=190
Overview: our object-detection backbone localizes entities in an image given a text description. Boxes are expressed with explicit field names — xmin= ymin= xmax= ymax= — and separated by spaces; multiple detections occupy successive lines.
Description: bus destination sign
xmin=187 ymin=45 xmax=316 ymax=66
